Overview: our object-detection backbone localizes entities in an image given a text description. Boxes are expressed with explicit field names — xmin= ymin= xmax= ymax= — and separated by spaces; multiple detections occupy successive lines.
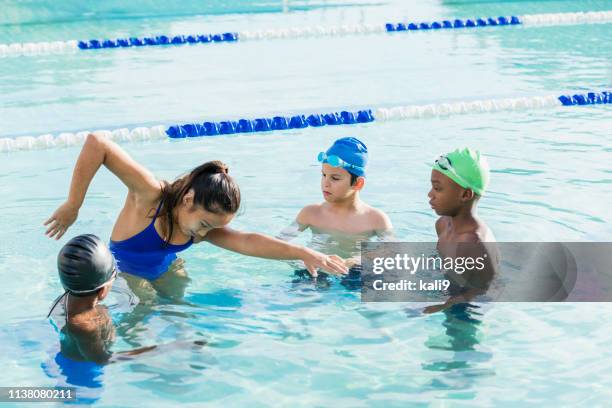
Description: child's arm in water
xmin=67 ymin=309 xmax=206 ymax=365
xmin=276 ymin=221 xmax=308 ymax=242
xmin=109 ymin=340 xmax=207 ymax=363
xmin=348 ymin=208 xmax=394 ymax=268
xmin=275 ymin=221 xmax=309 ymax=270
xmin=423 ymin=236 xmax=495 ymax=314
xmin=45 ymin=133 xmax=161 ymax=239
xmin=204 ymin=227 xmax=347 ymax=277
xmin=373 ymin=209 xmax=394 ymax=241
xmin=278 ymin=205 xmax=316 ymax=240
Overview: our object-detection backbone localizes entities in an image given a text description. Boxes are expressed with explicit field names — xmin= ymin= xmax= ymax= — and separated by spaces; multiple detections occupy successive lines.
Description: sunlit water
xmin=1 ymin=0 xmax=611 ymax=406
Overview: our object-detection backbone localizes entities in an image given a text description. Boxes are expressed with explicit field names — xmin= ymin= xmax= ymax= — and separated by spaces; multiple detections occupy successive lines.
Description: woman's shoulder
xmin=125 ymin=182 xmax=163 ymax=211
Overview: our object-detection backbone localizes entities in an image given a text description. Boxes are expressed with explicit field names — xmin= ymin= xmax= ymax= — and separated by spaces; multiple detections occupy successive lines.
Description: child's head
xmin=55 ymin=234 xmax=116 ymax=307
xmin=428 ymin=147 xmax=490 ymax=216
xmin=162 ymin=161 xmax=241 ymax=241
xmin=318 ymin=137 xmax=368 ymax=203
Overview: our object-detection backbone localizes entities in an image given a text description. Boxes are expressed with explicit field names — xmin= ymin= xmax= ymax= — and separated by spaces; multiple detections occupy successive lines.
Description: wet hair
xmin=349 ymin=173 xmax=358 ymax=186
xmin=157 ymin=161 xmax=241 ymax=246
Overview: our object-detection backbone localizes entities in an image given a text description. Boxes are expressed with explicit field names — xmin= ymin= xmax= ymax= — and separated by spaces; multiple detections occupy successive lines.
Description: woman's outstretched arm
xmin=205 ymin=227 xmax=348 ymax=277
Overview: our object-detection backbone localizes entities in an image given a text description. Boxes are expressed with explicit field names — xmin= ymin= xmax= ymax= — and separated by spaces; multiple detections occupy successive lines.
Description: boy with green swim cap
xmin=426 ymin=148 xmax=498 ymax=313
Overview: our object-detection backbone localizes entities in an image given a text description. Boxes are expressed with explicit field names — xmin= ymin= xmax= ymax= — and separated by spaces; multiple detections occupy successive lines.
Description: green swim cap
xmin=433 ymin=148 xmax=490 ymax=196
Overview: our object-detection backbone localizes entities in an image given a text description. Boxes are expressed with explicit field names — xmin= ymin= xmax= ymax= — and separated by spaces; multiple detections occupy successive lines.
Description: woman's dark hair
xmin=156 ymin=161 xmax=241 ymax=246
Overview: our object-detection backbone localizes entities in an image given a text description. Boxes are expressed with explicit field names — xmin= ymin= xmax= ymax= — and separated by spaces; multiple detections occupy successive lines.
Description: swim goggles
xmin=317 ymin=152 xmax=364 ymax=173
xmin=434 ymin=154 xmax=470 ymax=187
xmin=46 ymin=267 xmax=118 ymax=318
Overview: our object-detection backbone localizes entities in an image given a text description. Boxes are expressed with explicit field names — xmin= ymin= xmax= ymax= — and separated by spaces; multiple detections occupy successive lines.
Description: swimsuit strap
xmin=149 ymin=199 xmax=165 ymax=226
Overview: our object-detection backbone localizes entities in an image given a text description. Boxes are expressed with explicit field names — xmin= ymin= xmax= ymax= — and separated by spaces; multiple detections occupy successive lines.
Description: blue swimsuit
xmin=109 ymin=201 xmax=193 ymax=280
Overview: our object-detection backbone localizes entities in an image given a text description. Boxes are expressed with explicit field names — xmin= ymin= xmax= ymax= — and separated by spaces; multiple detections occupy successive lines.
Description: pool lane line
xmin=1 ymin=11 xmax=611 ymax=58
xmin=1 ymin=90 xmax=609 ymax=152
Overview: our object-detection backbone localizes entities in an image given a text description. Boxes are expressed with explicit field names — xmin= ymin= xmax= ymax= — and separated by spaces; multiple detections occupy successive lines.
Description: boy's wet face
xmin=428 ymin=170 xmax=465 ymax=216
xmin=321 ymin=163 xmax=355 ymax=202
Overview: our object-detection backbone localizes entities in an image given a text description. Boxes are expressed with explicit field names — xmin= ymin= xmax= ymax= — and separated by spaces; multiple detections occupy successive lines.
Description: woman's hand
xmin=44 ymin=201 xmax=79 ymax=240
xmin=300 ymin=247 xmax=348 ymax=277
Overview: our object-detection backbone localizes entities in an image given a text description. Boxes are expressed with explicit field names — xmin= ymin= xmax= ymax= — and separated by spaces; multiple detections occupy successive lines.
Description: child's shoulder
xmin=296 ymin=203 xmax=324 ymax=224
xmin=454 ymin=220 xmax=493 ymax=244
xmin=67 ymin=306 xmax=111 ymax=334
xmin=363 ymin=204 xmax=392 ymax=231
xmin=435 ymin=217 xmax=449 ymax=234
xmin=67 ymin=313 xmax=102 ymax=334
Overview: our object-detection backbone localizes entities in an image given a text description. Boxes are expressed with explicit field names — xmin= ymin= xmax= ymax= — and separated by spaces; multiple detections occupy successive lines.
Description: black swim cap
xmin=57 ymin=234 xmax=116 ymax=297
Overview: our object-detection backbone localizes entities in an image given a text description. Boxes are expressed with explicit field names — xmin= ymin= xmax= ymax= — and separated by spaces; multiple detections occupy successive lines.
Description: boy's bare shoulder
xmin=455 ymin=224 xmax=493 ymax=244
xmin=454 ymin=231 xmax=482 ymax=243
xmin=67 ymin=315 xmax=100 ymax=334
xmin=365 ymin=206 xmax=392 ymax=230
xmin=435 ymin=217 xmax=450 ymax=236
xmin=67 ymin=308 xmax=111 ymax=334
xmin=296 ymin=203 xmax=324 ymax=225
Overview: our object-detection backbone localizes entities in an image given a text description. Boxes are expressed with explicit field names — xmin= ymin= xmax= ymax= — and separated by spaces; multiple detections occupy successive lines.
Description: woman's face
xmin=176 ymin=191 xmax=235 ymax=239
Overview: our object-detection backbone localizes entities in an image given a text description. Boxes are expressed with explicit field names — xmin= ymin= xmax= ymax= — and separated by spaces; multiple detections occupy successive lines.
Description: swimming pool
xmin=1 ymin=0 xmax=611 ymax=405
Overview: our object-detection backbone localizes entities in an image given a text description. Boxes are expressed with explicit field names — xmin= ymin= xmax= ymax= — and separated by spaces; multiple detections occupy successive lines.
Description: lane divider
xmin=1 ymin=90 xmax=609 ymax=152
xmin=1 ymin=11 xmax=610 ymax=58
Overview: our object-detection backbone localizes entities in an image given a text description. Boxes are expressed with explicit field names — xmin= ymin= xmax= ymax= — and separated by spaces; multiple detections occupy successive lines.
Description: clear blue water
xmin=1 ymin=0 xmax=611 ymax=406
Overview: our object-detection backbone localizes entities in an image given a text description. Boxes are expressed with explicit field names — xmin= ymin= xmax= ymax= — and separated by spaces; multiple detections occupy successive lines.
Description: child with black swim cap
xmin=48 ymin=234 xmax=118 ymax=363
xmin=48 ymin=235 xmax=199 ymax=363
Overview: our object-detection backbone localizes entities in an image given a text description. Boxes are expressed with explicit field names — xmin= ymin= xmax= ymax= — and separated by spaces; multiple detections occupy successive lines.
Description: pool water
xmin=1 ymin=0 xmax=611 ymax=406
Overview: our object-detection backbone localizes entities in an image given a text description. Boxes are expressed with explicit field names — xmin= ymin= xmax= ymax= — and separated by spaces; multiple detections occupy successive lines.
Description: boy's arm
xmin=276 ymin=205 xmax=314 ymax=242
xmin=373 ymin=209 xmax=394 ymax=240
xmin=110 ymin=340 xmax=207 ymax=363
xmin=435 ymin=217 xmax=446 ymax=237
xmin=276 ymin=221 xmax=308 ymax=242
xmin=424 ymin=234 xmax=493 ymax=314
xmin=423 ymin=288 xmax=483 ymax=314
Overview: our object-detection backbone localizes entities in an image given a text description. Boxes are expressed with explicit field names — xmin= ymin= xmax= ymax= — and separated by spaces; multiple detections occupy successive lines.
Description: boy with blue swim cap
xmin=425 ymin=147 xmax=498 ymax=313
xmin=281 ymin=137 xmax=392 ymax=271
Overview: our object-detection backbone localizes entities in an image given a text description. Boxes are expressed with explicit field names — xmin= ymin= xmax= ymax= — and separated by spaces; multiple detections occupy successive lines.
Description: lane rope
xmin=1 ymin=11 xmax=611 ymax=58
xmin=1 ymin=91 xmax=609 ymax=152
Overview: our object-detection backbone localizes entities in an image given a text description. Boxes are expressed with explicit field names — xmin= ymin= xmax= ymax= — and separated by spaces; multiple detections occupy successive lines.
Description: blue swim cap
xmin=324 ymin=137 xmax=368 ymax=177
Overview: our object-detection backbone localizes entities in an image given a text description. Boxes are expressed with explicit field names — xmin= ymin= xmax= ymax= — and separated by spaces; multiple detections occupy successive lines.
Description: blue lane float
xmin=558 ymin=91 xmax=611 ymax=106
xmin=77 ymin=32 xmax=238 ymax=50
xmin=165 ymin=109 xmax=375 ymax=139
xmin=385 ymin=15 xmax=521 ymax=32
